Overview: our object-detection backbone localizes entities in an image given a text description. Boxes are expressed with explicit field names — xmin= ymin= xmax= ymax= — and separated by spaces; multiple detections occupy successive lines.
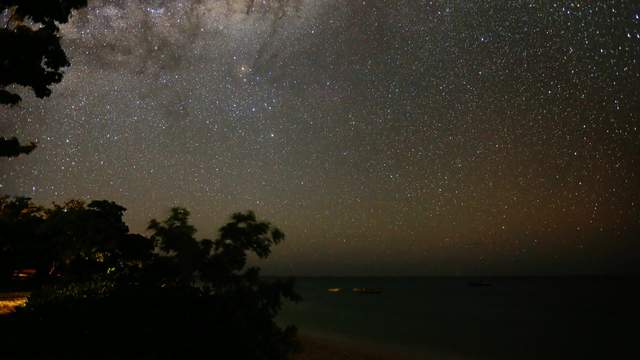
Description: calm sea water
xmin=278 ymin=277 xmax=636 ymax=359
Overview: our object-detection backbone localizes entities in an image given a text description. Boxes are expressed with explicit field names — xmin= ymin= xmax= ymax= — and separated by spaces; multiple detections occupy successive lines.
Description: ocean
xmin=278 ymin=277 xmax=635 ymax=359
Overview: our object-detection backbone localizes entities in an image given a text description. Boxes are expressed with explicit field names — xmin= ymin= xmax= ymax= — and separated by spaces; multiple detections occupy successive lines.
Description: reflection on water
xmin=0 ymin=293 xmax=29 ymax=315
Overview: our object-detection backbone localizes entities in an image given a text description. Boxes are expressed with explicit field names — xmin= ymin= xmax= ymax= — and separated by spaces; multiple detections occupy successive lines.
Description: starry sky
xmin=1 ymin=0 xmax=639 ymax=276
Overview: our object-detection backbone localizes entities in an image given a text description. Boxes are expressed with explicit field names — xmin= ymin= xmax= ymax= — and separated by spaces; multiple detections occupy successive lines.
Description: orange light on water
xmin=0 ymin=297 xmax=28 ymax=315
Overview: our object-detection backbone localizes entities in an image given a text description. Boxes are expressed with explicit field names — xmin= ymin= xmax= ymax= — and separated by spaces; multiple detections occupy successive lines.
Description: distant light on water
xmin=0 ymin=294 xmax=29 ymax=315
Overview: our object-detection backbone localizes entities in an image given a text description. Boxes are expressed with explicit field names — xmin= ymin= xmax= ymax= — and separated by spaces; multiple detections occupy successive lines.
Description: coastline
xmin=293 ymin=333 xmax=464 ymax=360
xmin=293 ymin=335 xmax=412 ymax=360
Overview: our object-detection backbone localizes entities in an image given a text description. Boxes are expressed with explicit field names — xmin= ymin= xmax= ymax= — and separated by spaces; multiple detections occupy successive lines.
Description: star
xmin=1 ymin=0 xmax=639 ymax=275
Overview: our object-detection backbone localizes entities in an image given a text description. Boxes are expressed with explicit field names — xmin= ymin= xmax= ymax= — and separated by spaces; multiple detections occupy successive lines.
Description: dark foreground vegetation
xmin=0 ymin=196 xmax=299 ymax=360
xmin=2 ymin=2 xmax=302 ymax=358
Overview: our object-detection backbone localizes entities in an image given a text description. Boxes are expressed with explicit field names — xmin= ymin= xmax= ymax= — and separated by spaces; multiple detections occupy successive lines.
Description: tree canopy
xmin=0 ymin=137 xmax=36 ymax=157
xmin=1 ymin=1 xmax=88 ymax=157
xmin=0 ymin=0 xmax=87 ymax=105
xmin=0 ymin=197 xmax=299 ymax=359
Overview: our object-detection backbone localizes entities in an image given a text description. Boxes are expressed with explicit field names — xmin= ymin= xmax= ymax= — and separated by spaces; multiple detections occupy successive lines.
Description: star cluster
xmin=1 ymin=0 xmax=639 ymax=275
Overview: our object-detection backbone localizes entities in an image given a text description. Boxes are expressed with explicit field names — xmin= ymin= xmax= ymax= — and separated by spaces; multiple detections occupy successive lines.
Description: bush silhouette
xmin=0 ymin=199 xmax=299 ymax=360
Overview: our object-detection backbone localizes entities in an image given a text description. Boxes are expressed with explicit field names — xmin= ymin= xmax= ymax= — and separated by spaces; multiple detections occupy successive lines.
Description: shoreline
xmin=293 ymin=333 xmax=465 ymax=360
xmin=294 ymin=334 xmax=412 ymax=360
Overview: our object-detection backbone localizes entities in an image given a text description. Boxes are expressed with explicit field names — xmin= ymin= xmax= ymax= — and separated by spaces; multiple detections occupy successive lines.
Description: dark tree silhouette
xmin=0 ymin=0 xmax=87 ymax=105
xmin=0 ymin=201 xmax=299 ymax=360
xmin=1 ymin=1 xmax=87 ymax=156
xmin=0 ymin=196 xmax=44 ymax=286
xmin=0 ymin=137 xmax=36 ymax=157
xmin=0 ymin=197 xmax=151 ymax=285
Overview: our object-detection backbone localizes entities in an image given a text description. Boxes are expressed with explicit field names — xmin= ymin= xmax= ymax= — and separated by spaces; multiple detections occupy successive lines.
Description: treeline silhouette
xmin=0 ymin=196 xmax=300 ymax=359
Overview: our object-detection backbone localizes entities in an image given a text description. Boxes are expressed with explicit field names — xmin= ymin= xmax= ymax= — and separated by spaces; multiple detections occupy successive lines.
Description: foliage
xmin=1 ymin=1 xmax=88 ymax=156
xmin=0 ymin=0 xmax=87 ymax=105
xmin=0 ymin=197 xmax=150 ymax=285
xmin=0 ymin=196 xmax=44 ymax=286
xmin=0 ymin=137 xmax=36 ymax=158
xmin=0 ymin=198 xmax=299 ymax=359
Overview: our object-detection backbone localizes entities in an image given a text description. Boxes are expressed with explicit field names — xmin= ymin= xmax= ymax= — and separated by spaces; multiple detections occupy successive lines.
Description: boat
xmin=327 ymin=288 xmax=342 ymax=293
xmin=352 ymin=288 xmax=383 ymax=294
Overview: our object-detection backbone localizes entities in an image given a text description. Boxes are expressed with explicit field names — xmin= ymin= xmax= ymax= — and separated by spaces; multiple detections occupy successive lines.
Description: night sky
xmin=1 ymin=0 xmax=639 ymax=275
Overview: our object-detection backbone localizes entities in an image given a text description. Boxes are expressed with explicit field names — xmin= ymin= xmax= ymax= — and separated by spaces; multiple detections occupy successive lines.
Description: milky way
xmin=1 ymin=0 xmax=639 ymax=275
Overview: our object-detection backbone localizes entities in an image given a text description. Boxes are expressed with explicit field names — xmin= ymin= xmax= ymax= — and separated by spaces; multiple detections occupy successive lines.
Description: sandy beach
xmin=294 ymin=335 xmax=410 ymax=360
xmin=292 ymin=334 xmax=455 ymax=360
